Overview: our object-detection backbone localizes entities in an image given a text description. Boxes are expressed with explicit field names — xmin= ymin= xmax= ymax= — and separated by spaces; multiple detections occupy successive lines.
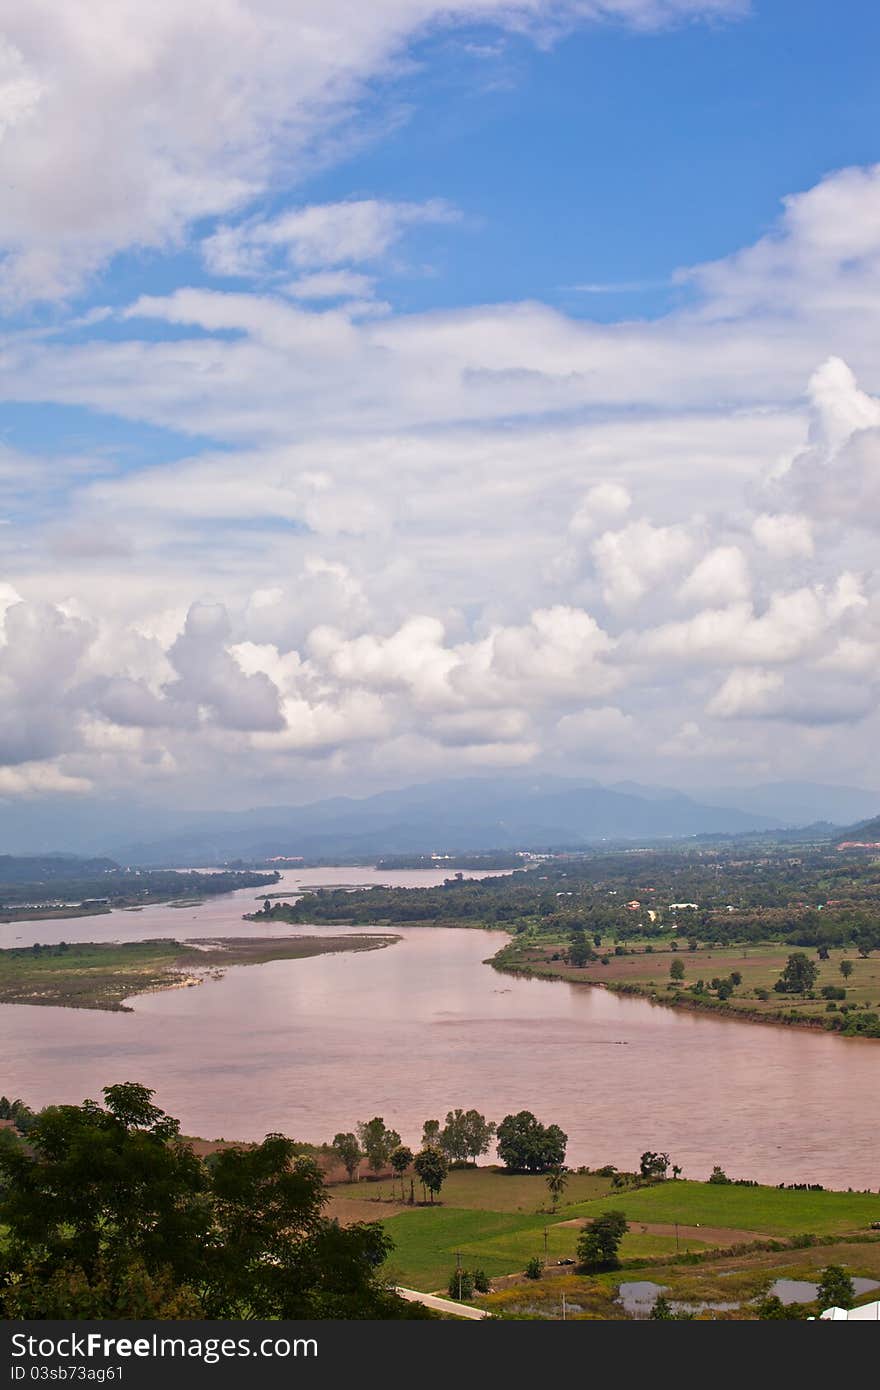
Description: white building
xmin=819 ymin=1301 xmax=880 ymax=1320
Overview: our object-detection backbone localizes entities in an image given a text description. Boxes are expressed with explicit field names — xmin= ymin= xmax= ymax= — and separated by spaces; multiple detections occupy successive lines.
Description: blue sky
xmin=2 ymin=0 xmax=880 ymax=818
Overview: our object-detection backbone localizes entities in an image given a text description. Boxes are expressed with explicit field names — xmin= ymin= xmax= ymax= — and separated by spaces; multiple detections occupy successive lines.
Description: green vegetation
xmin=0 ymin=855 xmax=279 ymax=918
xmin=243 ymin=841 xmax=880 ymax=1037
xmin=495 ymin=937 xmax=880 ymax=1035
xmin=414 ymin=1146 xmax=448 ymax=1203
xmin=357 ymin=1116 xmax=402 ymax=1174
xmin=0 ymin=1083 xmax=427 ymax=1320
xmin=0 ymin=934 xmax=397 ymax=1010
xmin=496 ymin=1110 xmax=567 ymax=1172
xmin=324 ymin=1167 xmax=880 ymax=1315
xmin=577 ymin=1210 xmax=629 ymax=1270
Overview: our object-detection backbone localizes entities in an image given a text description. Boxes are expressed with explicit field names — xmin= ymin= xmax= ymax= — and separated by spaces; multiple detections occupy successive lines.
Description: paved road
xmin=396 ymin=1286 xmax=489 ymax=1319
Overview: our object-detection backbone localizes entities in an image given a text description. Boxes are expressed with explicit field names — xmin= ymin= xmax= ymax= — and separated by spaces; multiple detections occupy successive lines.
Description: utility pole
xmin=562 ymin=1292 xmax=567 ymax=1321
xmin=543 ymin=1227 xmax=549 ymax=1265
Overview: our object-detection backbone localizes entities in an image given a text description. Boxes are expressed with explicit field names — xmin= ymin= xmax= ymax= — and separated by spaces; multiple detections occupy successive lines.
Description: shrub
xmin=473 ymin=1269 xmax=490 ymax=1294
xmin=524 ymin=1257 xmax=543 ymax=1281
xmin=447 ymin=1270 xmax=474 ymax=1300
xmin=821 ymin=985 xmax=846 ymax=1000
xmin=754 ymin=987 xmax=769 ymax=1001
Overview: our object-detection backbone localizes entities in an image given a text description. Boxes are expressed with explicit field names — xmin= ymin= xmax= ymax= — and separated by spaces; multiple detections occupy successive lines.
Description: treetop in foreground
xmin=0 ymin=1083 xmax=428 ymax=1320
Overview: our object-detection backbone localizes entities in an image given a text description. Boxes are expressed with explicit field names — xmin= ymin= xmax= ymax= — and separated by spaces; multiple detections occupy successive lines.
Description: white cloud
xmin=593 ymin=520 xmax=694 ymax=606
xmin=679 ymin=545 xmax=750 ymax=605
xmin=751 ymin=513 xmax=814 ymax=559
xmin=707 ymin=667 xmax=783 ymax=719
xmin=555 ymin=704 xmax=636 ymax=755
xmin=0 ymin=0 xmax=742 ymax=302
xmin=202 ymin=198 xmax=460 ymax=277
xmin=284 ymin=270 xmax=377 ymax=301
xmin=570 ymin=481 xmax=632 ymax=536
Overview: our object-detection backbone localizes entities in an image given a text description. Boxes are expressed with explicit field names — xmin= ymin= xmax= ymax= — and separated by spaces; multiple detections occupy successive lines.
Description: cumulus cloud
xmin=569 ymin=481 xmax=632 ymax=536
xmin=679 ymin=546 xmax=750 ymax=605
xmin=771 ymin=359 xmax=880 ymax=531
xmin=6 ymin=7 xmax=880 ymax=802
xmin=593 ymin=520 xmax=694 ymax=606
xmin=163 ymin=603 xmax=285 ymax=731
xmin=751 ymin=513 xmax=814 ymax=560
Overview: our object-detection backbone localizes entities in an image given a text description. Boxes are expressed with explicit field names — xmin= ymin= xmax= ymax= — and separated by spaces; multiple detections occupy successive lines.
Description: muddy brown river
xmin=2 ymin=867 xmax=877 ymax=1187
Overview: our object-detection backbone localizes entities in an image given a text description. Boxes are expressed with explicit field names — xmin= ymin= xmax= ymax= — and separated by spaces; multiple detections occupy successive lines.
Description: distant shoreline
xmin=0 ymin=933 xmax=399 ymax=1012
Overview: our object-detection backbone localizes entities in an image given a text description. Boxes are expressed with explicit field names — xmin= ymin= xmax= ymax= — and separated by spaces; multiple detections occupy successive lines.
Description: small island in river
xmin=0 ymin=934 xmax=398 ymax=1012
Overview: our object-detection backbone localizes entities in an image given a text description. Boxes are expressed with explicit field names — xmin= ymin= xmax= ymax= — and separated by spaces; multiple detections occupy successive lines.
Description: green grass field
xmin=498 ymin=937 xmax=880 ymax=1034
xmin=331 ymin=1166 xmax=613 ymax=1212
xmin=333 ymin=1170 xmax=880 ymax=1295
xmin=563 ymin=1181 xmax=880 ymax=1236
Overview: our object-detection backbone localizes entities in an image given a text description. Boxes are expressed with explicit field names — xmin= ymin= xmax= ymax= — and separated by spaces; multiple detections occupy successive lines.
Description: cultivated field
xmin=328 ymin=1168 xmax=880 ymax=1314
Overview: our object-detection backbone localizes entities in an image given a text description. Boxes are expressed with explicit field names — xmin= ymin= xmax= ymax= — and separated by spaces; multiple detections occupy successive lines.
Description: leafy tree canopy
xmin=0 ymin=1084 xmax=427 ymax=1320
xmin=496 ymin=1111 xmax=567 ymax=1173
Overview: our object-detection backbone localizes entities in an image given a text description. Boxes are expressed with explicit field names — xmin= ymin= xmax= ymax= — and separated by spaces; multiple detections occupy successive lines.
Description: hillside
xmin=113 ymin=776 xmax=782 ymax=865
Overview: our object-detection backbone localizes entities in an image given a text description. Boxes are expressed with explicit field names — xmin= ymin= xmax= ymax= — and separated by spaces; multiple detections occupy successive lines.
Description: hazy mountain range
xmin=97 ymin=776 xmax=879 ymax=865
xmin=1 ymin=776 xmax=876 ymax=866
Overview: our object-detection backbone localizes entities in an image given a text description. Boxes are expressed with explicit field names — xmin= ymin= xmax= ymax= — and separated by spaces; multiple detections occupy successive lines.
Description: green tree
xmin=461 ymin=1109 xmax=496 ymax=1165
xmin=496 ymin=1111 xmax=567 ymax=1173
xmin=413 ymin=1146 xmax=448 ymax=1204
xmin=524 ymin=1256 xmax=543 ymax=1280
xmin=439 ymin=1108 xmax=496 ymax=1165
xmin=389 ymin=1144 xmax=413 ymax=1199
xmin=447 ymin=1268 xmax=473 ymax=1300
xmin=332 ymin=1131 xmax=363 ymax=1181
xmin=439 ymin=1109 xmax=469 ymax=1163
xmin=840 ymin=959 xmax=854 ymax=980
xmin=754 ymin=1293 xmax=809 ymax=1320
xmin=568 ymin=928 xmax=592 ymax=968
xmin=421 ymin=1118 xmax=440 ymax=1149
xmin=357 ymin=1116 xmax=401 ymax=1174
xmin=708 ymin=1164 xmax=731 ymax=1184
xmin=639 ymin=1151 xmax=670 ymax=1181
xmin=774 ymin=952 xmax=818 ymax=995
xmin=669 ymin=958 xmax=685 ymax=982
xmin=545 ymin=1163 xmax=569 ymax=1212
xmin=577 ymin=1210 xmax=628 ymax=1270
xmin=817 ymin=1265 xmax=855 ymax=1311
xmin=0 ymin=1083 xmax=425 ymax=1319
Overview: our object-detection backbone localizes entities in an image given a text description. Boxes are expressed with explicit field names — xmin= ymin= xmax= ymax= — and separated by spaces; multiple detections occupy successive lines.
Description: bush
xmin=821 ymin=985 xmax=846 ymax=1000
xmin=577 ymin=1210 xmax=628 ymax=1270
xmin=447 ymin=1270 xmax=474 ymax=1300
xmin=473 ymin=1269 xmax=490 ymax=1294
xmin=754 ymin=987 xmax=769 ymax=1001
xmin=524 ymin=1257 xmax=543 ymax=1281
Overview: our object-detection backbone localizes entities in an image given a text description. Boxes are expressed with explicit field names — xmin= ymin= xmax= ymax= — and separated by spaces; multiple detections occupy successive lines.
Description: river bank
xmin=0 ymin=933 xmax=398 ymax=1011
xmin=490 ymin=936 xmax=880 ymax=1039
